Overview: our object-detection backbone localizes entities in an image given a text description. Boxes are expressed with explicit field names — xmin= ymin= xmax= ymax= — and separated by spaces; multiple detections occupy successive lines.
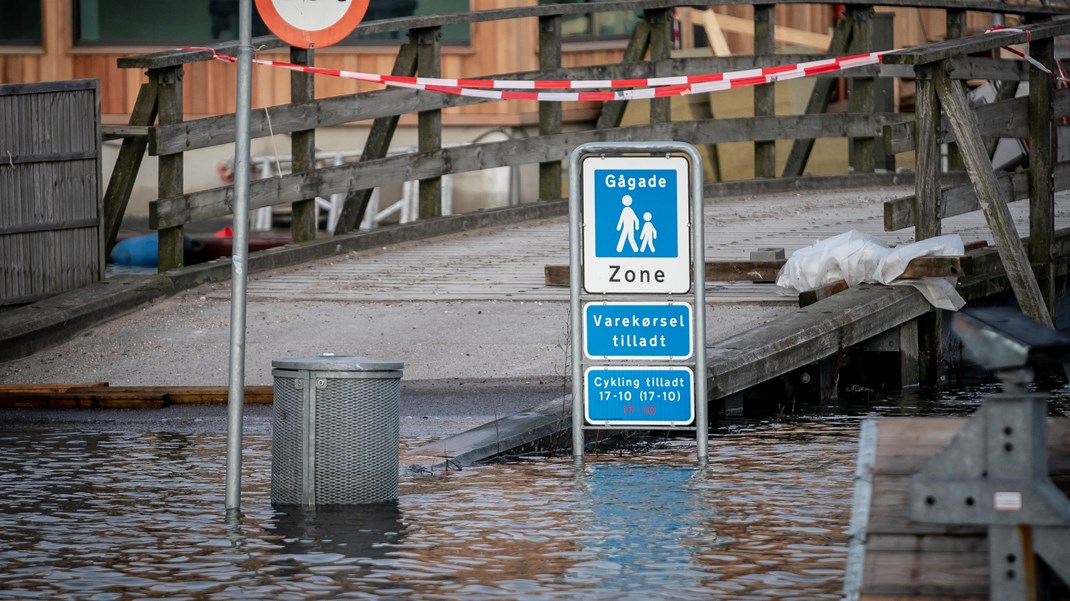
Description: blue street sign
xmin=584 ymin=302 xmax=693 ymax=360
xmin=593 ymin=169 xmax=679 ymax=259
xmin=584 ymin=366 xmax=694 ymax=426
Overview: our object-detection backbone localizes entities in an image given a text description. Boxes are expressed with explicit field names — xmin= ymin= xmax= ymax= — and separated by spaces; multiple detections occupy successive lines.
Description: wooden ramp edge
xmin=846 ymin=417 xmax=1070 ymax=600
xmin=708 ymin=284 xmax=931 ymax=399
xmin=0 ymin=385 xmax=274 ymax=409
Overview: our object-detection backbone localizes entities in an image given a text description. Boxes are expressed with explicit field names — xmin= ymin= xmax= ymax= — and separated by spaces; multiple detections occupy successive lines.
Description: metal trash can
xmin=271 ymin=355 xmax=404 ymax=506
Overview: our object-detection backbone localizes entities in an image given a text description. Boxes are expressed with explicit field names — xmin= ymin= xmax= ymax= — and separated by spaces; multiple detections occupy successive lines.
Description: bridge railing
xmin=104 ymin=0 xmax=1070 ymax=272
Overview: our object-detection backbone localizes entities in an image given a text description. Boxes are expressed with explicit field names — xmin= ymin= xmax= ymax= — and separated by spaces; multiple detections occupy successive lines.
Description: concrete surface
xmin=4 ymin=185 xmax=1067 ymax=439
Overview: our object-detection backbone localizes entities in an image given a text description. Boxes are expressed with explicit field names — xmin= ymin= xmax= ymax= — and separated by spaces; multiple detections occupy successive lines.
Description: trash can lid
xmin=271 ymin=355 xmax=404 ymax=371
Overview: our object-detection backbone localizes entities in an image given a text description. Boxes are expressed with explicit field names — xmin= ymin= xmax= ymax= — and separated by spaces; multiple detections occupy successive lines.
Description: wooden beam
xmin=934 ymin=60 xmax=1053 ymax=326
xmin=0 ymin=385 xmax=275 ymax=409
xmin=699 ymin=10 xmax=732 ymax=57
xmin=154 ymin=67 xmax=185 ymax=273
xmin=881 ymin=18 xmax=1070 ymax=65
xmin=595 ymin=19 xmax=650 ymax=130
xmin=847 ymin=6 xmax=876 ymax=174
xmin=102 ymin=83 xmax=158 ymax=254
xmin=883 ymin=163 xmax=1070 ymax=231
xmin=782 ymin=17 xmax=853 ymax=178
xmin=884 ymin=87 xmax=1070 ymax=155
xmin=149 ymin=112 xmax=910 ymax=229
xmin=417 ymin=26 xmax=442 ymax=220
xmin=798 ymin=280 xmax=851 ymax=307
xmin=648 ymin=8 xmax=673 ymax=125
xmin=334 ymin=41 xmax=419 ymax=234
xmin=1029 ymin=35 xmax=1057 ymax=317
xmin=0 ymin=391 xmax=168 ymax=410
xmin=289 ymin=47 xmax=317 ymax=244
xmin=753 ymin=5 xmax=776 ymax=179
xmin=538 ymin=14 xmax=563 ymax=202
xmin=102 ymin=125 xmax=150 ymax=141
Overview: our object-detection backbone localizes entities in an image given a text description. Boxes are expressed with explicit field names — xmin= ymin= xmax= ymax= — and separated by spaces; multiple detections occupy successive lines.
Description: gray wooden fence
xmin=110 ymin=0 xmax=1070 ymax=272
xmin=0 ymin=80 xmax=103 ymax=307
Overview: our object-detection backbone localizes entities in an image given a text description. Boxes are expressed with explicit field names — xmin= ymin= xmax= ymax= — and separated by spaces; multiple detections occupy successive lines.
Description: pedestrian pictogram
xmin=582 ymin=157 xmax=690 ymax=294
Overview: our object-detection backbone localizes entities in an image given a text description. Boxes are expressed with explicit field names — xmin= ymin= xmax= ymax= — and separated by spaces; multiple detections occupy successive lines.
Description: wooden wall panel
xmin=0 ymin=1 xmax=1031 ymax=124
xmin=0 ymin=56 xmax=42 ymax=87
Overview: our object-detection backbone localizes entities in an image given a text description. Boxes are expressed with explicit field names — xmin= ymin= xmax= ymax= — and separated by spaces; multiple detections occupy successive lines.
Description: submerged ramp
xmin=406 ymin=283 xmax=932 ymax=466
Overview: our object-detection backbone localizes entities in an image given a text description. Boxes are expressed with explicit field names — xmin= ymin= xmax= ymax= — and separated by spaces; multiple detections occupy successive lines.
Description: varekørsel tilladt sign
xmin=255 ymin=0 xmax=369 ymax=49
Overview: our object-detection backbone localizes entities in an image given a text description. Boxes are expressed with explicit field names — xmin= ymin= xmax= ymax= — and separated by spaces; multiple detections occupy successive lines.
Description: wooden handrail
xmin=101 ymin=0 xmax=1070 ymax=274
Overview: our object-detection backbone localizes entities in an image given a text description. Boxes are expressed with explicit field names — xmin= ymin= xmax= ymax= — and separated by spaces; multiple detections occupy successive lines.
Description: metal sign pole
xmin=569 ymin=152 xmax=585 ymax=467
xmin=225 ymin=0 xmax=254 ymax=514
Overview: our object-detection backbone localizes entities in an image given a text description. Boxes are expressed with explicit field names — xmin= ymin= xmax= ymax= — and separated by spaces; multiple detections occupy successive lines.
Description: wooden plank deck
xmin=851 ymin=417 xmax=1070 ymax=600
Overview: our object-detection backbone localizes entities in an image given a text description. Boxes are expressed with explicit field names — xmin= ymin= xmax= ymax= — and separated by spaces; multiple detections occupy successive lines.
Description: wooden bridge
xmin=97 ymin=0 xmax=1070 ymax=381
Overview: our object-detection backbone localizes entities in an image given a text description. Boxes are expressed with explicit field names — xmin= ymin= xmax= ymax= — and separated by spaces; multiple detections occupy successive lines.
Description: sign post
xmin=227 ymin=0 xmax=369 ymax=515
xmin=569 ymin=142 xmax=707 ymax=465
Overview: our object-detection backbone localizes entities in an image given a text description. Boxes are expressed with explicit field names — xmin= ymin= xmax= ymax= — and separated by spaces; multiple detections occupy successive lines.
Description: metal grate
xmin=271 ymin=375 xmax=305 ymax=505
xmin=313 ymin=378 xmax=400 ymax=505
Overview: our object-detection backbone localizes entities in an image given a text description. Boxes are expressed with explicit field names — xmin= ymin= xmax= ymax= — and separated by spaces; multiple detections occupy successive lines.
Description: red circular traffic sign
xmin=255 ymin=0 xmax=370 ymax=49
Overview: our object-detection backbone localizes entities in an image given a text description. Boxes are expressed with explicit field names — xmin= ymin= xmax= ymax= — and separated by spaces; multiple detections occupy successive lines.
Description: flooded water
xmin=1 ymin=386 xmax=1067 ymax=600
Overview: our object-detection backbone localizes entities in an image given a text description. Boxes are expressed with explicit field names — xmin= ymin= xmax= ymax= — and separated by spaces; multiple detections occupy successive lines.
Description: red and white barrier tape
xmin=185 ymin=46 xmax=886 ymax=102
xmin=985 ymin=26 xmax=1070 ymax=85
xmin=182 ymin=26 xmax=1066 ymax=102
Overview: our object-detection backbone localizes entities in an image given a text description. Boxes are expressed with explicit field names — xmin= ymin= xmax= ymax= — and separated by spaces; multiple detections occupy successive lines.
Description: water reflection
xmin=270 ymin=502 xmax=404 ymax=559
xmin=0 ymin=405 xmax=947 ymax=599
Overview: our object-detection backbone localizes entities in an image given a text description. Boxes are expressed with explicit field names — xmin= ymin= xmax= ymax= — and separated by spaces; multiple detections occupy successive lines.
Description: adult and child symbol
xmin=615 ymin=195 xmax=658 ymax=254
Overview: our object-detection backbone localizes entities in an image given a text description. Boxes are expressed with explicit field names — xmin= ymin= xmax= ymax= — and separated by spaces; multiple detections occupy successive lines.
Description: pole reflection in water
xmin=567 ymin=462 xmax=731 ymax=596
xmin=269 ymin=502 xmax=404 ymax=561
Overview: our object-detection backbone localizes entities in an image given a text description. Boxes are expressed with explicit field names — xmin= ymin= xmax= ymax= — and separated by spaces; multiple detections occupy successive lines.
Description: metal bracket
xmin=911 ymin=396 xmax=1070 ymax=594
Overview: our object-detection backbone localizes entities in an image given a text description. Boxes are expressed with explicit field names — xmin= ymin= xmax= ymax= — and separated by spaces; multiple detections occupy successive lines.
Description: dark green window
xmin=0 ymin=0 xmax=43 ymax=45
xmin=75 ymin=0 xmax=269 ymax=45
xmin=539 ymin=0 xmax=641 ymax=40
xmin=352 ymin=0 xmax=470 ymax=45
xmin=74 ymin=0 xmax=470 ymax=46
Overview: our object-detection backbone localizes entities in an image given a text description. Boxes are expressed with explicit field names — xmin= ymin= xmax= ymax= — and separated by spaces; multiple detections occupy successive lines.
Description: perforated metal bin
xmin=271 ymin=355 xmax=404 ymax=506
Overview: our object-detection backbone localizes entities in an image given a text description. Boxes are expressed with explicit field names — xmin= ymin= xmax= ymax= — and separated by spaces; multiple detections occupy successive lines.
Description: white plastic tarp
xmin=775 ymin=230 xmax=966 ymax=310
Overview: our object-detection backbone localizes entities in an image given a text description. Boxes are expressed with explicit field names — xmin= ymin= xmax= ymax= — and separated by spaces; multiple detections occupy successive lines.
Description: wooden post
xmin=538 ymin=15 xmax=562 ymax=202
xmin=899 ymin=318 xmax=920 ymax=388
xmin=1028 ymin=35 xmax=1056 ymax=317
xmin=595 ymin=19 xmax=651 ymax=130
xmin=944 ymin=9 xmax=967 ymax=172
xmin=290 ymin=47 xmax=317 ymax=243
xmin=647 ymin=8 xmax=673 ymax=125
xmin=781 ymin=17 xmax=853 ymax=178
xmin=914 ymin=65 xmax=942 ymax=384
xmin=154 ymin=66 xmax=185 ymax=272
xmin=416 ymin=26 xmax=442 ymax=220
xmin=872 ymin=12 xmax=896 ymax=171
xmin=935 ymin=60 xmax=1053 ymax=327
xmin=847 ymin=6 xmax=875 ymax=174
xmin=334 ymin=41 xmax=419 ymax=234
xmin=753 ymin=5 xmax=776 ymax=178
xmin=102 ymin=82 xmax=158 ymax=254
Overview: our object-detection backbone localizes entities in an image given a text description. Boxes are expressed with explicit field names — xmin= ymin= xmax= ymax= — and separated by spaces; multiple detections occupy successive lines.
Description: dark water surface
xmin=1 ymin=385 xmax=1067 ymax=600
